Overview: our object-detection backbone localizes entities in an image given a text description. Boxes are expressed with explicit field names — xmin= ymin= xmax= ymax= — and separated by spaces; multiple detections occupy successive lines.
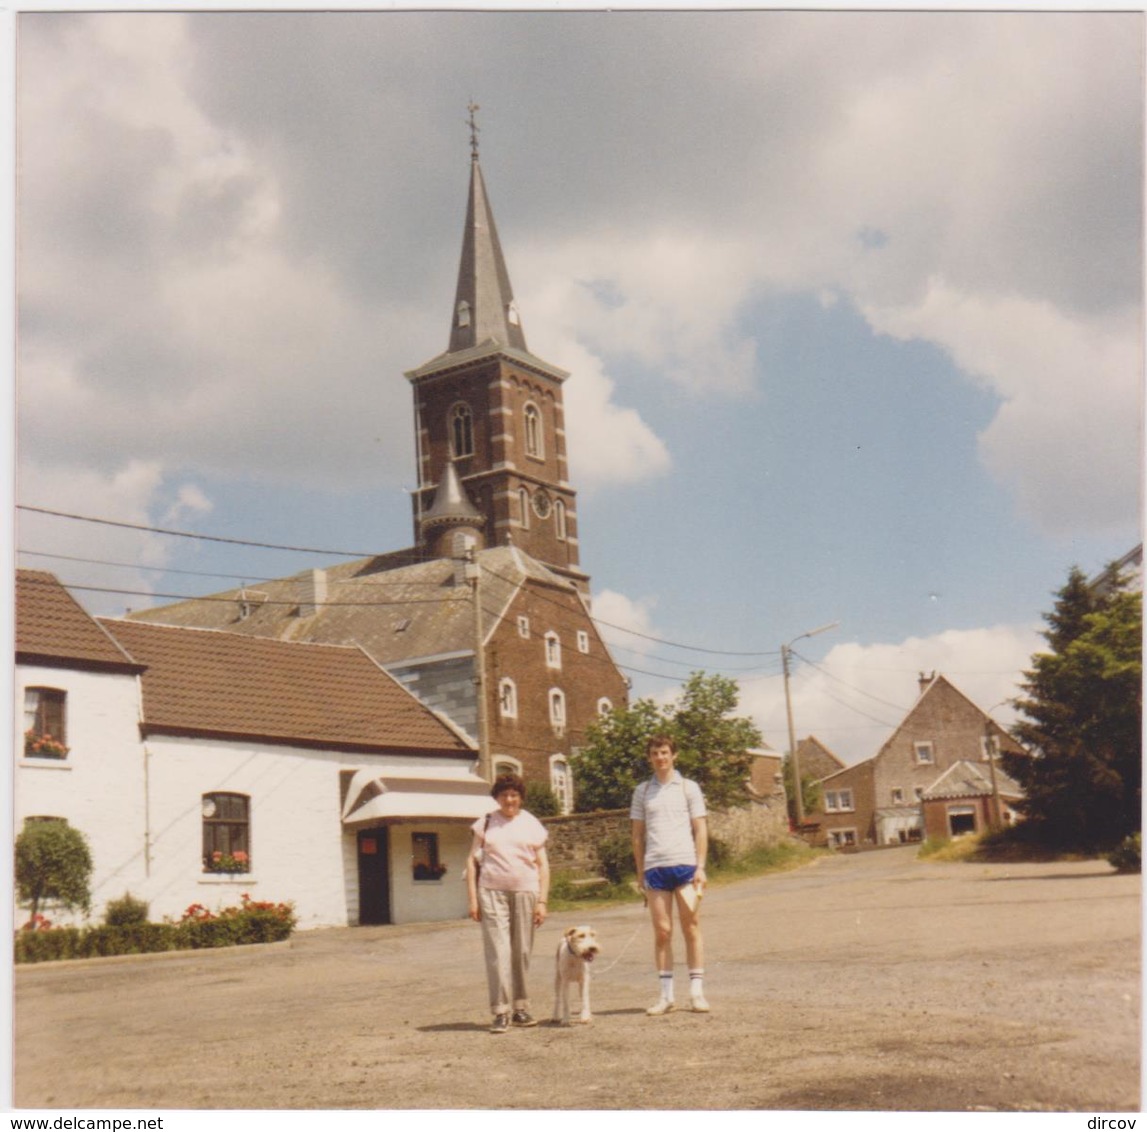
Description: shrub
xmin=525 ymin=783 xmax=561 ymax=818
xmin=104 ymin=892 xmax=150 ymax=927
xmin=597 ymin=832 xmax=635 ymax=883
xmin=1108 ymin=833 xmax=1141 ymax=874
xmin=15 ymin=821 xmax=93 ymax=924
xmin=14 ymin=893 xmax=297 ymax=964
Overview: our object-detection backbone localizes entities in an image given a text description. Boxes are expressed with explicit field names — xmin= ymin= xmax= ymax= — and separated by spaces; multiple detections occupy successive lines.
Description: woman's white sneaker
xmin=646 ymin=998 xmax=676 ymax=1016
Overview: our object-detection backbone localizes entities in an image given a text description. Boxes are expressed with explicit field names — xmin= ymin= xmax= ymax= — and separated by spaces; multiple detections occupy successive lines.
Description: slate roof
xmin=922 ymin=760 xmax=1023 ymax=801
xmin=99 ymin=618 xmax=473 ymax=756
xmin=16 ymin=570 xmax=139 ymax=672
xmin=127 ymin=545 xmax=578 ymax=667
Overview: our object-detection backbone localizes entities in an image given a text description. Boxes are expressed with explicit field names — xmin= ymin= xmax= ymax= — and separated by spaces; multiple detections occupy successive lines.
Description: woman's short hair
xmin=491 ymin=772 xmax=526 ymax=799
xmin=646 ymin=734 xmax=677 ymax=755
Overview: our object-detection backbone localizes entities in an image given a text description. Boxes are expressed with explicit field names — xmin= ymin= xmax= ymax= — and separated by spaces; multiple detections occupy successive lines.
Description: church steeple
xmin=448 ymin=107 xmax=527 ymax=355
xmin=405 ymin=113 xmax=587 ymax=590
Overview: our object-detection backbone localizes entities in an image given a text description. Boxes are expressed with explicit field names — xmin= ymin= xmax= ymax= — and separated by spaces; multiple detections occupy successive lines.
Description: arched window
xmin=555 ymin=499 xmax=567 ymax=540
xmin=456 ymin=300 xmax=471 ymax=328
xmin=494 ymin=757 xmax=523 ymax=778
xmin=498 ymin=677 xmax=518 ymax=719
xmin=524 ymin=403 xmax=543 ymax=458
xmin=549 ymin=688 xmax=566 ymax=732
xmin=544 ymin=631 xmax=562 ymax=670
xmin=550 ymin=756 xmax=573 ymax=815
xmin=597 ymin=697 xmax=613 ymax=717
xmin=451 ymin=403 xmax=474 ymax=458
xmin=518 ymin=487 xmax=530 ymax=530
xmin=202 ymin=792 xmax=251 ymax=873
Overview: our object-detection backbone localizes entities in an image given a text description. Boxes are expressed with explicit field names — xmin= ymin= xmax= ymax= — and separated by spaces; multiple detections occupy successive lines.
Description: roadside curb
xmin=15 ymin=938 xmax=292 ymax=972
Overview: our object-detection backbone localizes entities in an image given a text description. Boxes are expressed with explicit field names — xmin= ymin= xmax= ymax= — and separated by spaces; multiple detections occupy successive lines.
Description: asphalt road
xmin=13 ymin=845 xmax=1141 ymax=1111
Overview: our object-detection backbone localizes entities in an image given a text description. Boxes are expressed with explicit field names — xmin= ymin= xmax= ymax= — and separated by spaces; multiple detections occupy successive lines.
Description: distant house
xmin=806 ymin=674 xmax=1025 ymax=849
xmin=16 ymin=570 xmax=495 ymax=929
xmin=920 ymin=760 xmax=1023 ymax=841
xmin=794 ymin=736 xmax=847 ymax=782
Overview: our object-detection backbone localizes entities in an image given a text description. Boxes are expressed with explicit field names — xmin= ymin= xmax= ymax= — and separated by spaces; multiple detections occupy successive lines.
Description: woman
xmin=465 ymin=772 xmax=550 ymax=1034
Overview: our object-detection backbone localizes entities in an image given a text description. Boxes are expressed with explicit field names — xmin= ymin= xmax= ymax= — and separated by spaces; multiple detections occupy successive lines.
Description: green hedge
xmin=15 ymin=896 xmax=297 ymax=964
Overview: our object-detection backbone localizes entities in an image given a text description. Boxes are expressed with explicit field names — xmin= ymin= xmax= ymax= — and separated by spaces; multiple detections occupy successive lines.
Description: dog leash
xmin=591 ymin=916 xmax=645 ymax=976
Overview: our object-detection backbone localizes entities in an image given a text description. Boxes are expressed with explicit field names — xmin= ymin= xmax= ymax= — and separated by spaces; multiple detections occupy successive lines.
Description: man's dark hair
xmin=646 ymin=734 xmax=677 ymax=756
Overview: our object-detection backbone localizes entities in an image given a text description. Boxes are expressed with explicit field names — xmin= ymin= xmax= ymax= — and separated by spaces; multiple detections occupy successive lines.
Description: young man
xmin=630 ymin=734 xmax=710 ymax=1015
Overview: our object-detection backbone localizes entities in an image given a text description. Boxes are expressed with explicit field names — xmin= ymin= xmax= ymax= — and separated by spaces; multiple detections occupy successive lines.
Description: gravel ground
xmin=13 ymin=845 xmax=1141 ymax=1111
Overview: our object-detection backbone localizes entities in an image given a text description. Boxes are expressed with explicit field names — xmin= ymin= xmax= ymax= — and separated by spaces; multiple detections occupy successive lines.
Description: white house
xmin=16 ymin=570 xmax=496 ymax=929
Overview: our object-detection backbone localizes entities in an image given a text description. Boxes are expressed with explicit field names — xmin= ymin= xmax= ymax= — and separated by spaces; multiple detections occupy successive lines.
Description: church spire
xmin=448 ymin=105 xmax=528 ymax=355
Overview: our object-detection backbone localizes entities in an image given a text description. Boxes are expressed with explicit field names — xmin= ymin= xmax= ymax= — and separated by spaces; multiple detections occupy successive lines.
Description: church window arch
xmin=549 ymin=688 xmax=566 ymax=732
xmin=550 ymin=756 xmax=573 ymax=815
xmin=555 ymin=499 xmax=567 ymax=541
xmin=498 ymin=678 xmax=518 ymax=719
xmin=518 ymin=487 xmax=530 ymax=530
xmin=450 ymin=403 xmax=474 ymax=458
xmin=524 ymin=403 xmax=543 ymax=459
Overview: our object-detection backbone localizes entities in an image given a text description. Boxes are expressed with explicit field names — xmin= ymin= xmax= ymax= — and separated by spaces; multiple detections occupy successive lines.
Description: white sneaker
xmin=646 ymin=998 xmax=676 ymax=1016
xmin=689 ymin=994 xmax=711 ymax=1013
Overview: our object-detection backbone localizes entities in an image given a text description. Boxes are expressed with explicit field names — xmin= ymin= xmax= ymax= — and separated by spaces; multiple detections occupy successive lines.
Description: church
xmin=130 ymin=133 xmax=630 ymax=811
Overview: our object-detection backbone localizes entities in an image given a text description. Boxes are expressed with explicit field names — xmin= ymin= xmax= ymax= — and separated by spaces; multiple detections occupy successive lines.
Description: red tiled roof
xmin=16 ymin=570 xmax=139 ymax=670
xmin=99 ymin=618 xmax=473 ymax=756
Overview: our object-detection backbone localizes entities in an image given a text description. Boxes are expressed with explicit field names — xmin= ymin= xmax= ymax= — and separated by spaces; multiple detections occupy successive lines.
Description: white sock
xmin=689 ymin=969 xmax=705 ymax=998
xmin=659 ymin=971 xmax=674 ymax=1002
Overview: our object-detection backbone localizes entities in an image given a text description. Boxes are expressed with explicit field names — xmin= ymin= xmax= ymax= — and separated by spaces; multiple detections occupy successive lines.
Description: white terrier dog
xmin=552 ymin=925 xmax=600 ymax=1026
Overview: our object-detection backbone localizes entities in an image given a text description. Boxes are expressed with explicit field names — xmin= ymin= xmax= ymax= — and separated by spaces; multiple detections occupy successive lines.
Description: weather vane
xmin=467 ymin=101 xmax=480 ymax=160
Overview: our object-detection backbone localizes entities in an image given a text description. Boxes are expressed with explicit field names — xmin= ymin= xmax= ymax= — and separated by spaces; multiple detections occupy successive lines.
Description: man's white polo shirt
xmin=630 ymin=770 xmax=707 ymax=870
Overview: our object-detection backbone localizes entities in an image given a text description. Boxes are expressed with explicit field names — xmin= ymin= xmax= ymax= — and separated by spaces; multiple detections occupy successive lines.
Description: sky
xmin=13 ymin=7 xmax=1145 ymax=766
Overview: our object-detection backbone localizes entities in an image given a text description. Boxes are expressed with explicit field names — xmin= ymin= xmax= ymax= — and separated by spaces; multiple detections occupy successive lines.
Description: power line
xmin=17 ymin=505 xmax=380 ymax=559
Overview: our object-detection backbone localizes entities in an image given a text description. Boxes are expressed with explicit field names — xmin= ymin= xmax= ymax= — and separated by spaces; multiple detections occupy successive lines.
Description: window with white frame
xmin=891 ymin=787 xmax=904 ymax=805
xmin=577 ymin=630 xmax=589 ymax=654
xmin=517 ymin=616 xmax=530 ymax=638
xmin=498 ymin=678 xmax=518 ymax=719
xmin=913 ymin=741 xmax=935 ymax=765
xmin=549 ymin=688 xmax=566 ymax=731
xmin=597 ymin=697 xmax=613 ymax=717
xmin=914 ymin=785 xmax=925 ymax=801
xmin=202 ymin=792 xmax=251 ymax=873
xmin=23 ymin=687 xmax=68 ymax=759
xmin=555 ymin=500 xmax=567 ymax=540
xmin=544 ymin=632 xmax=561 ymax=669
xmin=550 ymin=756 xmax=573 ymax=815
xmin=524 ymin=403 xmax=543 ymax=458
xmin=494 ymin=757 xmax=523 ymax=777
xmin=825 ymin=789 xmax=855 ymax=813
xmin=828 ymin=829 xmax=857 ymax=848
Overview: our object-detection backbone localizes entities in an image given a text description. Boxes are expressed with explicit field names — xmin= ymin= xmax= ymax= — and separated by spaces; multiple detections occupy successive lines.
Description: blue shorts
xmin=644 ymin=865 xmax=697 ymax=891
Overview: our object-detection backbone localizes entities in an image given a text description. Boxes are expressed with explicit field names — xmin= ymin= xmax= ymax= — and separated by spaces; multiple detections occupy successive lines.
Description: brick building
xmin=129 ymin=142 xmax=628 ymax=805
xmin=806 ymin=673 xmax=1025 ymax=849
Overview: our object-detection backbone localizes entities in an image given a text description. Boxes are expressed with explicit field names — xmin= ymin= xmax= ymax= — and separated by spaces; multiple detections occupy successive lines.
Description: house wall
xmin=813 ymin=762 xmax=876 ymax=848
xmin=15 ymin=663 xmax=147 ymax=925
xmin=484 ymin=582 xmax=629 ymax=800
xmin=138 ymin=738 xmax=481 ymax=929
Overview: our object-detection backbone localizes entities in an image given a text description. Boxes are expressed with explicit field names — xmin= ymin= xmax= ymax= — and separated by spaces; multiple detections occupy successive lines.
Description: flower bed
xmin=15 ymin=894 xmax=297 ymax=964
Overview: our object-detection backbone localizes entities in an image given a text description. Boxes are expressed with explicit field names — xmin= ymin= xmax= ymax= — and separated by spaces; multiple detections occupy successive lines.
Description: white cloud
xmin=590 ymin=588 xmax=661 ymax=661
xmin=861 ymin=282 xmax=1142 ymax=535
xmin=737 ymin=624 xmax=1043 ymax=765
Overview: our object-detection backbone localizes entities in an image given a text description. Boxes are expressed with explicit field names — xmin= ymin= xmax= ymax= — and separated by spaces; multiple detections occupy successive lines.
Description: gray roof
xmin=922 ymin=760 xmax=1023 ymax=801
xmin=127 ymin=545 xmax=579 ymax=667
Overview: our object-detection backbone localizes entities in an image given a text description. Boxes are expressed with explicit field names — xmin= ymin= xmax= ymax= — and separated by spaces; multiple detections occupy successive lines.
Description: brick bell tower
xmin=405 ymin=110 xmax=588 ymax=590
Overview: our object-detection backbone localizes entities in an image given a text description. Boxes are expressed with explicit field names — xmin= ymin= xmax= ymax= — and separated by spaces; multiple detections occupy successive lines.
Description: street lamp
xmin=782 ymin=621 xmax=839 ymax=828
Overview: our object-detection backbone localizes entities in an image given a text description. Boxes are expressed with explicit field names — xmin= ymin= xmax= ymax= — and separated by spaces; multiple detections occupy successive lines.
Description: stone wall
xmin=542 ymin=792 xmax=792 ymax=875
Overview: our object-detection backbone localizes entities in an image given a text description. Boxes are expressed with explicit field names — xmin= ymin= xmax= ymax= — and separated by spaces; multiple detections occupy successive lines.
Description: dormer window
xmin=456 ymin=300 xmax=471 ymax=328
xmin=451 ymin=403 xmax=474 ymax=458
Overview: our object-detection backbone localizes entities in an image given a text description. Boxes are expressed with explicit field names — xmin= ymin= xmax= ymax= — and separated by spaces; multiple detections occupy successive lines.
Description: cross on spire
xmin=467 ymin=101 xmax=480 ymax=161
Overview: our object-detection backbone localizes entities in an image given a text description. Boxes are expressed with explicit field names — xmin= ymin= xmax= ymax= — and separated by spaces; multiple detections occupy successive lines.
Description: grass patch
xmin=917 ymin=835 xmax=983 ymax=862
xmin=546 ymin=839 xmax=823 ymax=914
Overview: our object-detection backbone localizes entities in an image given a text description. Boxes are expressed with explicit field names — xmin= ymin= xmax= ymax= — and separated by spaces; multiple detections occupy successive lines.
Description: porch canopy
xmin=340 ymin=766 xmax=496 ymax=825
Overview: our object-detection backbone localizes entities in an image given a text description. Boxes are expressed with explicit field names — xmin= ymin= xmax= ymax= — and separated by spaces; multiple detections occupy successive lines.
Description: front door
xmin=357 ymin=827 xmax=391 ymax=925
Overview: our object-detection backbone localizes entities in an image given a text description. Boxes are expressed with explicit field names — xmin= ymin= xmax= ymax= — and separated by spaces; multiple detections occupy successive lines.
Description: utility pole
xmin=782 ymin=621 xmax=839 ymax=829
xmin=465 ymin=549 xmax=492 ymax=783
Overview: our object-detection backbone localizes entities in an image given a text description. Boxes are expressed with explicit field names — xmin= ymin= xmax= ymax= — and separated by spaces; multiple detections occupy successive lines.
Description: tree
xmin=572 ymin=672 xmax=762 ymax=812
xmin=781 ymin=755 xmax=823 ymax=826
xmin=1003 ymin=564 xmax=1142 ymax=851
xmin=15 ymin=820 xmax=93 ymax=925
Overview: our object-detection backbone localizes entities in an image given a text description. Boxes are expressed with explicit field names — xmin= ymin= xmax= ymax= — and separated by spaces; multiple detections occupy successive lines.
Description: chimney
xmin=298 ymin=568 xmax=327 ymax=617
xmin=917 ymin=671 xmax=936 ymax=696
